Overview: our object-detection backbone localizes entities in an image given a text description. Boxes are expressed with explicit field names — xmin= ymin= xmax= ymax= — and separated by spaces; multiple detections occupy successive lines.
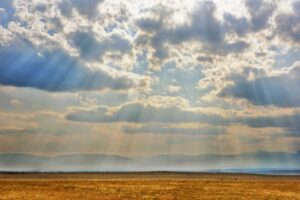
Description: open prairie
xmin=0 ymin=172 xmax=299 ymax=200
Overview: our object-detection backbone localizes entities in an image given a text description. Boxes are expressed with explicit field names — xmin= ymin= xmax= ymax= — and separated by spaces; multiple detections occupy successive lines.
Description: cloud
xmin=0 ymin=86 xmax=131 ymax=113
xmin=0 ymin=40 xmax=145 ymax=92
xmin=167 ymin=85 xmax=181 ymax=93
xmin=223 ymin=13 xmax=250 ymax=37
xmin=167 ymin=2 xmax=224 ymax=44
xmin=0 ymin=127 xmax=36 ymax=135
xmin=222 ymin=0 xmax=275 ymax=37
xmin=237 ymin=112 xmax=300 ymax=137
xmin=1 ymin=0 xmax=300 ymax=156
xmin=65 ymin=96 xmax=300 ymax=137
xmin=219 ymin=63 xmax=300 ymax=107
xmin=59 ymin=0 xmax=103 ymax=19
xmin=122 ymin=124 xmax=225 ymax=135
xmin=245 ymin=0 xmax=276 ymax=31
xmin=71 ymin=31 xmax=132 ymax=61
xmin=196 ymin=56 xmax=213 ymax=63
xmin=9 ymin=99 xmax=23 ymax=107
xmin=239 ymin=113 xmax=300 ymax=129
xmin=136 ymin=1 xmax=249 ymax=63
xmin=205 ymin=41 xmax=249 ymax=55
xmin=66 ymin=101 xmax=228 ymax=124
xmin=276 ymin=1 xmax=300 ymax=43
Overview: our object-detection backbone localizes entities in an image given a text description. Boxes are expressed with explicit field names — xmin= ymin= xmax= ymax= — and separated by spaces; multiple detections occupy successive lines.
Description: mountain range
xmin=0 ymin=151 xmax=299 ymax=172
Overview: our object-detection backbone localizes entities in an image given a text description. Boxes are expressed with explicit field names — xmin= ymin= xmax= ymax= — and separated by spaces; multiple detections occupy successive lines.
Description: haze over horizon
xmin=1 ymin=0 xmax=300 ymax=170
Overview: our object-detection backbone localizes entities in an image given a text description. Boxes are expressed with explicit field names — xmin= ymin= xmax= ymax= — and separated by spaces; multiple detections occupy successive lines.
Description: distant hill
xmin=0 ymin=152 xmax=299 ymax=172
xmin=0 ymin=153 xmax=130 ymax=171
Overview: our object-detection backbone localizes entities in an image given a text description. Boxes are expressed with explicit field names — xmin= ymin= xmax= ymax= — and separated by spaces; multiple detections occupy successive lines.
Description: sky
xmin=0 ymin=0 xmax=300 ymax=158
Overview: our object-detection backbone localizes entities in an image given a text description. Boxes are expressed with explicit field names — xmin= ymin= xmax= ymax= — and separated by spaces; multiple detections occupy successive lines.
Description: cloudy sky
xmin=0 ymin=0 xmax=300 ymax=157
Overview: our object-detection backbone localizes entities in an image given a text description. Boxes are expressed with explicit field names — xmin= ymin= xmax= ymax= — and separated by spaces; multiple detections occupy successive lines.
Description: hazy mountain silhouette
xmin=0 ymin=152 xmax=299 ymax=172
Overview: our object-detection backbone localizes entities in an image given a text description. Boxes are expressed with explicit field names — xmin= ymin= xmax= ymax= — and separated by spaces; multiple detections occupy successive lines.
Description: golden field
xmin=0 ymin=172 xmax=299 ymax=200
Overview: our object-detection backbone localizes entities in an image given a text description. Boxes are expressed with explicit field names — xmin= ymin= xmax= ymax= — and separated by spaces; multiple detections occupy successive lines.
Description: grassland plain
xmin=0 ymin=172 xmax=300 ymax=200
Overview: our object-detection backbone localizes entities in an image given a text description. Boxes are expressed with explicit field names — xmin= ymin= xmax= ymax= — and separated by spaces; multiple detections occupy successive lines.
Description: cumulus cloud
xmin=122 ymin=124 xmax=225 ymax=135
xmin=276 ymin=1 xmax=300 ymax=43
xmin=66 ymin=101 xmax=228 ymax=124
xmin=223 ymin=13 xmax=250 ymax=37
xmin=219 ymin=63 xmax=300 ymax=107
xmin=167 ymin=85 xmax=181 ymax=93
xmin=65 ymin=96 xmax=300 ymax=137
xmin=245 ymin=0 xmax=276 ymax=31
xmin=71 ymin=31 xmax=131 ymax=61
xmin=0 ymin=127 xmax=36 ymax=135
xmin=59 ymin=0 xmax=103 ymax=19
xmin=136 ymin=0 xmax=249 ymax=64
xmin=239 ymin=112 xmax=300 ymax=130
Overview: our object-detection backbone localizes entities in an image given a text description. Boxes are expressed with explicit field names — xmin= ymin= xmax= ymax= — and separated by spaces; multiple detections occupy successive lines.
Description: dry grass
xmin=0 ymin=173 xmax=299 ymax=200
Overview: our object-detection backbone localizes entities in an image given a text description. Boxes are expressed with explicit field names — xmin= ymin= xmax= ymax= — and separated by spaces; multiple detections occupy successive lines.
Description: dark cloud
xmin=136 ymin=1 xmax=249 ymax=60
xmin=239 ymin=113 xmax=300 ymax=130
xmin=223 ymin=13 xmax=250 ymax=37
xmin=245 ymin=0 xmax=276 ymax=31
xmin=66 ymin=103 xmax=229 ymax=124
xmin=122 ymin=124 xmax=225 ymax=135
xmin=0 ymin=41 xmax=139 ymax=92
xmin=71 ymin=31 xmax=131 ymax=61
xmin=205 ymin=41 xmax=249 ymax=55
xmin=219 ymin=64 xmax=300 ymax=107
xmin=0 ymin=128 xmax=36 ymax=135
xmin=167 ymin=1 xmax=224 ymax=44
xmin=223 ymin=0 xmax=275 ymax=38
xmin=66 ymin=101 xmax=300 ymax=137
xmin=71 ymin=31 xmax=103 ymax=60
xmin=59 ymin=0 xmax=103 ymax=19
xmin=276 ymin=1 xmax=300 ymax=43
xmin=238 ymin=112 xmax=300 ymax=137
xmin=196 ymin=56 xmax=213 ymax=63
xmin=137 ymin=18 xmax=163 ymax=33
